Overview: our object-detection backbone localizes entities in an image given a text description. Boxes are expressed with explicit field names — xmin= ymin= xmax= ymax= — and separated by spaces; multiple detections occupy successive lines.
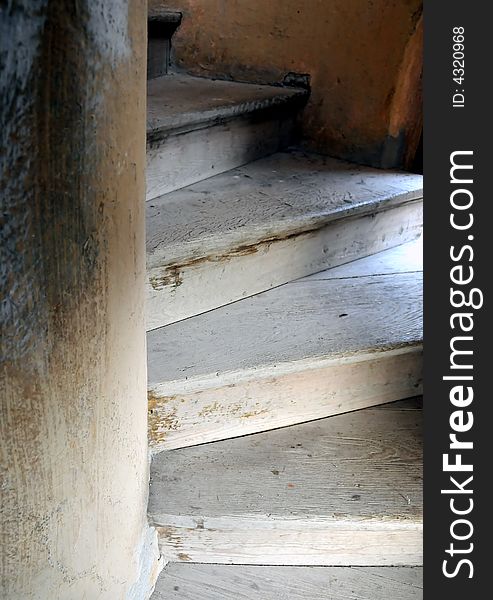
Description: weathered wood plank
xmin=152 ymin=564 xmax=423 ymax=600
xmin=146 ymin=203 xmax=422 ymax=330
xmin=147 ymin=271 xmax=423 ymax=382
xmin=149 ymin=400 xmax=423 ymax=566
xmin=146 ymin=74 xmax=306 ymax=138
xmin=146 ymin=151 xmax=423 ymax=269
xmin=146 ymin=75 xmax=306 ymax=198
xmin=146 ymin=110 xmax=297 ymax=200
xmin=146 ymin=150 xmax=422 ymax=329
xmin=303 ymin=235 xmax=422 ymax=281
xmin=148 ymin=8 xmax=182 ymax=24
xmin=147 ymin=247 xmax=422 ymax=451
xmin=149 ymin=347 xmax=422 ymax=451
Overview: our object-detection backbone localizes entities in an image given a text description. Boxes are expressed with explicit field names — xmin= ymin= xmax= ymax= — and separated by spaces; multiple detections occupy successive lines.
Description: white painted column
xmin=1 ymin=1 xmax=160 ymax=598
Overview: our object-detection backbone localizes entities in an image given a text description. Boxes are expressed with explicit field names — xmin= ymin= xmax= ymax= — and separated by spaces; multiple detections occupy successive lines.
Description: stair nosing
xmin=147 ymin=74 xmax=308 ymax=142
xmin=148 ymin=9 xmax=182 ymax=24
xmin=146 ymin=149 xmax=423 ymax=270
xmin=147 ymin=243 xmax=422 ymax=454
xmin=147 ymin=259 xmax=423 ymax=389
xmin=147 ymin=196 xmax=422 ymax=270
xmin=150 ymin=513 xmax=424 ymax=529
xmin=148 ymin=400 xmax=423 ymax=565
xmin=149 ymin=401 xmax=423 ymax=522
xmin=148 ymin=341 xmax=422 ymax=396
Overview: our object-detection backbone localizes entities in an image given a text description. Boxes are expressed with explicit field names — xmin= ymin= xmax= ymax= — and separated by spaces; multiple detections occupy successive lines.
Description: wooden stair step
xmin=148 ymin=8 xmax=182 ymax=25
xmin=146 ymin=75 xmax=307 ymax=198
xmin=152 ymin=564 xmax=423 ymax=599
xmin=148 ymin=399 xmax=423 ymax=566
xmin=146 ymin=149 xmax=423 ymax=330
xmin=147 ymin=240 xmax=423 ymax=452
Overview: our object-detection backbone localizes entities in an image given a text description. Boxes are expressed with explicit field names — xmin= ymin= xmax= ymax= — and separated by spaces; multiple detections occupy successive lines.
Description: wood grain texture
xmin=146 ymin=150 xmax=423 ymax=328
xmin=147 ymin=11 xmax=182 ymax=79
xmin=146 ymin=150 xmax=422 ymax=268
xmin=146 ymin=74 xmax=306 ymax=139
xmin=148 ymin=8 xmax=182 ymax=24
xmin=148 ymin=245 xmax=422 ymax=451
xmin=149 ymin=400 xmax=423 ymax=566
xmin=148 ymin=346 xmax=422 ymax=451
xmin=146 ymin=201 xmax=422 ymax=330
xmin=146 ymin=75 xmax=306 ymax=198
xmin=147 ymin=38 xmax=171 ymax=79
xmin=152 ymin=565 xmax=423 ymax=600
xmin=146 ymin=110 xmax=296 ymax=200
xmin=303 ymin=235 xmax=422 ymax=281
xmin=148 ymin=261 xmax=422 ymax=386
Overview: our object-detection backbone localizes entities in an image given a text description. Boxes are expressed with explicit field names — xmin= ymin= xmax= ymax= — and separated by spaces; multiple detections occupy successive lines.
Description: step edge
xmin=148 ymin=9 xmax=182 ymax=24
xmin=146 ymin=195 xmax=423 ymax=270
xmin=150 ymin=514 xmax=424 ymax=530
xmin=147 ymin=78 xmax=308 ymax=140
xmin=148 ymin=342 xmax=423 ymax=396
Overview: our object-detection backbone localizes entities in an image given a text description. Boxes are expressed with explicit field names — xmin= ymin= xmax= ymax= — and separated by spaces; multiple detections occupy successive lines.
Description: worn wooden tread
xmin=147 ymin=74 xmax=307 ymax=141
xmin=302 ymin=234 xmax=423 ymax=281
xmin=146 ymin=149 xmax=422 ymax=329
xmin=148 ymin=8 xmax=182 ymax=24
xmin=152 ymin=564 xmax=423 ymax=599
xmin=148 ymin=269 xmax=422 ymax=385
xmin=147 ymin=240 xmax=422 ymax=451
xmin=147 ymin=149 xmax=422 ymax=268
xmin=149 ymin=399 xmax=423 ymax=566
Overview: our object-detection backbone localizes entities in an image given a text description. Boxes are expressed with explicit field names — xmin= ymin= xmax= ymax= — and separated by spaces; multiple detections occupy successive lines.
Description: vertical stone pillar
xmin=1 ymin=1 xmax=160 ymax=598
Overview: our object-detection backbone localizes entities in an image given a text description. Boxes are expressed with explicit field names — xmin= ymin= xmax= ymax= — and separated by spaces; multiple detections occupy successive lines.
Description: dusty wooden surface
xmin=146 ymin=74 xmax=306 ymax=138
xmin=149 ymin=400 xmax=423 ymax=565
xmin=304 ymin=236 xmax=422 ymax=280
xmin=146 ymin=108 xmax=296 ymax=200
xmin=146 ymin=150 xmax=422 ymax=268
xmin=148 ymin=347 xmax=422 ymax=451
xmin=148 ymin=242 xmax=422 ymax=450
xmin=146 ymin=202 xmax=422 ymax=330
xmin=148 ymin=8 xmax=182 ymax=23
xmin=152 ymin=564 xmax=423 ymax=600
xmin=146 ymin=149 xmax=422 ymax=328
xmin=145 ymin=75 xmax=305 ymax=199
xmin=147 ymin=10 xmax=182 ymax=79
xmin=147 ymin=260 xmax=423 ymax=387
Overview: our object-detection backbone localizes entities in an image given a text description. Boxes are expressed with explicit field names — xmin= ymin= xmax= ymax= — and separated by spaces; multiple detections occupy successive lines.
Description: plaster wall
xmin=153 ymin=0 xmax=422 ymax=167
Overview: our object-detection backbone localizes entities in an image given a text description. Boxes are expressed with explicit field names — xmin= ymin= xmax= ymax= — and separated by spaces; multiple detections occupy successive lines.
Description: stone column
xmin=1 ymin=1 xmax=160 ymax=598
